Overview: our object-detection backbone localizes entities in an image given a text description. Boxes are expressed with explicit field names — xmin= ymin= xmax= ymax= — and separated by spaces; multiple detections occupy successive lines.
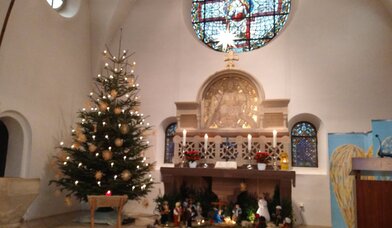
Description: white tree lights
xmin=50 ymin=43 xmax=154 ymax=204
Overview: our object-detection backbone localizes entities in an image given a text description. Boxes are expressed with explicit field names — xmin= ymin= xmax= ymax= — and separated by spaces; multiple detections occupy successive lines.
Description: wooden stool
xmin=87 ymin=195 xmax=128 ymax=228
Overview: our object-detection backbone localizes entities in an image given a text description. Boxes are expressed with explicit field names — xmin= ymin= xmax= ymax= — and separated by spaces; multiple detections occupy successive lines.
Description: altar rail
xmin=173 ymin=135 xmax=290 ymax=166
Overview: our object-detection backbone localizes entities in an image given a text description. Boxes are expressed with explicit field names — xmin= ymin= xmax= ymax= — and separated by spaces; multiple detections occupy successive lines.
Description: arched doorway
xmin=0 ymin=111 xmax=32 ymax=177
xmin=0 ymin=120 xmax=9 ymax=177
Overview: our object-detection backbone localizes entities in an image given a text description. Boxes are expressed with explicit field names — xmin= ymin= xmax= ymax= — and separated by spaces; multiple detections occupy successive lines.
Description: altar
xmin=160 ymin=52 xmax=296 ymax=208
xmin=160 ymin=167 xmax=296 ymax=203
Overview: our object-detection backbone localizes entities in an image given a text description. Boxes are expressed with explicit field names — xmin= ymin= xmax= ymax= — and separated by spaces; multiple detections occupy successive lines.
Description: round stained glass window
xmin=191 ymin=0 xmax=291 ymax=53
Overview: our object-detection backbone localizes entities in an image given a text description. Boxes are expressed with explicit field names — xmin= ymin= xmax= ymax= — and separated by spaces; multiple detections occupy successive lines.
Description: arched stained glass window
xmin=191 ymin=0 xmax=291 ymax=53
xmin=291 ymin=121 xmax=318 ymax=167
xmin=164 ymin=123 xmax=177 ymax=163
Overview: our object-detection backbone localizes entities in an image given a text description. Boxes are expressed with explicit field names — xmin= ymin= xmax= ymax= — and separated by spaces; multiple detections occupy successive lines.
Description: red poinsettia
xmin=254 ymin=151 xmax=269 ymax=163
xmin=184 ymin=150 xmax=201 ymax=162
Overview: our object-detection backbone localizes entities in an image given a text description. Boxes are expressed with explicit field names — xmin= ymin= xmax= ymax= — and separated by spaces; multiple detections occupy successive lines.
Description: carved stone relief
xmin=202 ymin=76 xmax=259 ymax=129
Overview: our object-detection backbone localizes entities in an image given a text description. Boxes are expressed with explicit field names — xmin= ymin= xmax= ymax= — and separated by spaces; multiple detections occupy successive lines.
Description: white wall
xmin=108 ymin=0 xmax=392 ymax=226
xmin=0 ymin=0 xmax=91 ymax=219
xmin=1 ymin=0 xmax=391 ymax=225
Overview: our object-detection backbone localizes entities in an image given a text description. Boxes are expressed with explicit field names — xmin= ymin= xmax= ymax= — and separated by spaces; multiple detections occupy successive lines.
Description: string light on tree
xmin=50 ymin=35 xmax=154 ymax=205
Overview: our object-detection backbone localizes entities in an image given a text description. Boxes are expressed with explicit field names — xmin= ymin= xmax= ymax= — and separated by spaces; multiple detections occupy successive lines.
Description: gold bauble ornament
xmin=72 ymin=142 xmax=81 ymax=149
xmin=76 ymin=125 xmax=82 ymax=134
xmin=99 ymin=102 xmax=108 ymax=111
xmin=77 ymin=133 xmax=87 ymax=143
xmin=121 ymin=169 xmax=132 ymax=181
xmin=114 ymin=138 xmax=124 ymax=147
xmin=50 ymin=159 xmax=57 ymax=169
xmin=59 ymin=152 xmax=67 ymax=162
xmin=114 ymin=107 xmax=122 ymax=115
xmin=120 ymin=124 xmax=129 ymax=134
xmin=102 ymin=150 xmax=113 ymax=160
xmin=95 ymin=171 xmax=103 ymax=180
xmin=142 ymin=198 xmax=149 ymax=208
xmin=85 ymin=101 xmax=92 ymax=109
xmin=64 ymin=196 xmax=73 ymax=207
xmin=88 ymin=144 xmax=97 ymax=153
xmin=128 ymin=74 xmax=135 ymax=85
xmin=110 ymin=90 xmax=118 ymax=98
xmin=54 ymin=173 xmax=62 ymax=180
xmin=54 ymin=189 xmax=62 ymax=197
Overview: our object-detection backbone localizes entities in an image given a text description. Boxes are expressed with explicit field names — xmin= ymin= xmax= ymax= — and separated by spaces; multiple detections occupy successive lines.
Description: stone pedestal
xmin=0 ymin=177 xmax=40 ymax=228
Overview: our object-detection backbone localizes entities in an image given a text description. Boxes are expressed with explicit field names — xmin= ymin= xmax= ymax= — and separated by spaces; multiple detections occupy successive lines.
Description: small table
xmin=87 ymin=195 xmax=128 ymax=228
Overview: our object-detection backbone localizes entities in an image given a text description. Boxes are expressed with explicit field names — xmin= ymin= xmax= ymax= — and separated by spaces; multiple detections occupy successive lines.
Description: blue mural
xmin=328 ymin=119 xmax=392 ymax=228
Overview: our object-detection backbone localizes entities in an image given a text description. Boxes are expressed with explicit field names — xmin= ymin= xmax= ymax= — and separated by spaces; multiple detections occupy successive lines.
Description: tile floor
xmin=20 ymin=211 xmax=330 ymax=228
xmin=21 ymin=211 xmax=153 ymax=228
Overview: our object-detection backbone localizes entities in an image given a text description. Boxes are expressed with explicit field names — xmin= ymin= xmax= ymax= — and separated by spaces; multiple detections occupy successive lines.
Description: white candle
xmin=204 ymin=134 xmax=208 ymax=152
xmin=272 ymin=130 xmax=277 ymax=148
xmin=182 ymin=129 xmax=187 ymax=146
xmin=247 ymin=134 xmax=252 ymax=151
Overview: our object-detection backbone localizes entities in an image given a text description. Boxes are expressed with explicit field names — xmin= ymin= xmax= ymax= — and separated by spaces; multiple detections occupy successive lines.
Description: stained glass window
xmin=164 ymin=122 xmax=177 ymax=163
xmin=291 ymin=121 xmax=318 ymax=167
xmin=47 ymin=0 xmax=64 ymax=10
xmin=191 ymin=0 xmax=291 ymax=53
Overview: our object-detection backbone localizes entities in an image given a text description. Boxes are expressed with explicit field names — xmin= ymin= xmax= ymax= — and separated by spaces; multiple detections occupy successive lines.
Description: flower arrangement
xmin=184 ymin=150 xmax=201 ymax=162
xmin=255 ymin=151 xmax=269 ymax=163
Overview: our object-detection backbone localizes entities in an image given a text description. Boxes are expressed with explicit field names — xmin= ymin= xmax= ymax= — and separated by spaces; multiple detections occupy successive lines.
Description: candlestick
xmin=203 ymin=133 xmax=209 ymax=168
xmin=272 ymin=130 xmax=277 ymax=148
xmin=182 ymin=129 xmax=187 ymax=146
xmin=247 ymin=134 xmax=252 ymax=152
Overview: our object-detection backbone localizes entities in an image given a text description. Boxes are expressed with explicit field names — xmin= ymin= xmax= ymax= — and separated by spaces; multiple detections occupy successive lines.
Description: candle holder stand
xmin=180 ymin=144 xmax=186 ymax=168
xmin=247 ymin=148 xmax=253 ymax=170
xmin=271 ymin=147 xmax=279 ymax=171
xmin=203 ymin=147 xmax=208 ymax=168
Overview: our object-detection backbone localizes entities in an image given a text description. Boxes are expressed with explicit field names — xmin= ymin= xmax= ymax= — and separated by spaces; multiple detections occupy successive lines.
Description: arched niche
xmin=197 ymin=69 xmax=264 ymax=129
xmin=0 ymin=110 xmax=32 ymax=177
xmin=175 ymin=69 xmax=289 ymax=136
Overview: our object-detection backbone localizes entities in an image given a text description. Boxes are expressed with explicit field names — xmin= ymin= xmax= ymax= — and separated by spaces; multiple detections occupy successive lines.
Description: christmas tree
xmin=50 ymin=42 xmax=154 ymax=203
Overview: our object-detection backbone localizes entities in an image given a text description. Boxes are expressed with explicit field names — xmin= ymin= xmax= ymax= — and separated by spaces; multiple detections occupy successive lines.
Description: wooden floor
xmin=20 ymin=211 xmax=330 ymax=228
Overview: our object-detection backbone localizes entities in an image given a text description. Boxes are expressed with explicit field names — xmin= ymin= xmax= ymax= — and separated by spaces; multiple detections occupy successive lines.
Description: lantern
xmin=280 ymin=151 xmax=289 ymax=170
